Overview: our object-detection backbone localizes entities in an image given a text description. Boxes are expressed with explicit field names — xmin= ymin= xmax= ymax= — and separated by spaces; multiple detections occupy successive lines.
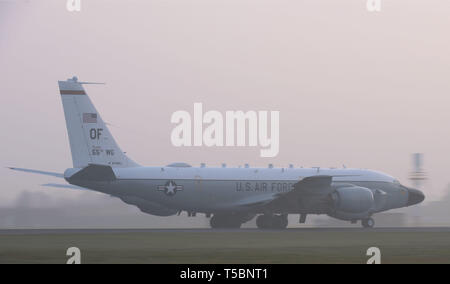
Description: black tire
xmin=277 ymin=215 xmax=289 ymax=229
xmin=210 ymin=215 xmax=221 ymax=228
xmin=362 ymin=218 xmax=375 ymax=229
xmin=256 ymin=215 xmax=271 ymax=229
xmin=227 ymin=219 xmax=242 ymax=229
xmin=210 ymin=215 xmax=242 ymax=229
xmin=256 ymin=214 xmax=288 ymax=229
xmin=271 ymin=215 xmax=288 ymax=229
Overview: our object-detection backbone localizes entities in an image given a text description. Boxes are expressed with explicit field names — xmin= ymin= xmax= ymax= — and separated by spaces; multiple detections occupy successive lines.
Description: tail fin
xmin=58 ymin=76 xmax=139 ymax=168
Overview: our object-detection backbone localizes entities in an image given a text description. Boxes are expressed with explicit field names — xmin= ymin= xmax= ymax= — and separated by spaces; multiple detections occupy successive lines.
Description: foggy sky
xmin=1 ymin=0 xmax=450 ymax=206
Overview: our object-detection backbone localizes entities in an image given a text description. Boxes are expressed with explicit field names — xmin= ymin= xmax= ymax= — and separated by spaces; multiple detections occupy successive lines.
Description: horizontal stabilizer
xmin=8 ymin=167 xmax=64 ymax=178
xmin=41 ymin=183 xmax=87 ymax=190
xmin=67 ymin=164 xmax=116 ymax=182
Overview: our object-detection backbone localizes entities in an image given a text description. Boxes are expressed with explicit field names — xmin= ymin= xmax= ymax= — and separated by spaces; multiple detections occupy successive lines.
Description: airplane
xmin=9 ymin=76 xmax=425 ymax=229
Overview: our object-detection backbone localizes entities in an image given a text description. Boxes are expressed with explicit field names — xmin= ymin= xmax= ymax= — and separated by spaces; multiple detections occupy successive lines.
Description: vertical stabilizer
xmin=59 ymin=76 xmax=139 ymax=168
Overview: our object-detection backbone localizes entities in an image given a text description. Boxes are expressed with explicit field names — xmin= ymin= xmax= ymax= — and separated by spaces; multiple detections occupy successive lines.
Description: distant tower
xmin=409 ymin=153 xmax=427 ymax=189
xmin=408 ymin=153 xmax=427 ymax=227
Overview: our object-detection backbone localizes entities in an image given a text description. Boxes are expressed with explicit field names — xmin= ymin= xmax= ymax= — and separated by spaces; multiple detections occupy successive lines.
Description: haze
xmin=1 ymin=0 xmax=449 ymax=210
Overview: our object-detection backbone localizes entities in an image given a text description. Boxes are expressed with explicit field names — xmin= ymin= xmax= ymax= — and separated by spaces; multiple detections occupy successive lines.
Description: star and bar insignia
xmin=157 ymin=180 xmax=183 ymax=196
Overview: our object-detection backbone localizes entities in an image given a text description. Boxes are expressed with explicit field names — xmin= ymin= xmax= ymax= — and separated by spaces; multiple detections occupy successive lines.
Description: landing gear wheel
xmin=210 ymin=215 xmax=242 ymax=229
xmin=210 ymin=215 xmax=221 ymax=228
xmin=362 ymin=218 xmax=375 ymax=229
xmin=256 ymin=214 xmax=271 ymax=229
xmin=272 ymin=214 xmax=288 ymax=229
xmin=256 ymin=214 xmax=288 ymax=229
xmin=228 ymin=220 xmax=242 ymax=229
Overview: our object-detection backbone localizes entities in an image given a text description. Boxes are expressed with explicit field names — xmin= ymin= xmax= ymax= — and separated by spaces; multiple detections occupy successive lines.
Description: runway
xmin=1 ymin=227 xmax=449 ymax=263
xmin=0 ymin=227 xmax=449 ymax=235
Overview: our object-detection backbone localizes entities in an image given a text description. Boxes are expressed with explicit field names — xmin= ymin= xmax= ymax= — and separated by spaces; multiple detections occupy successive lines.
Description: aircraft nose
xmin=407 ymin=188 xmax=425 ymax=206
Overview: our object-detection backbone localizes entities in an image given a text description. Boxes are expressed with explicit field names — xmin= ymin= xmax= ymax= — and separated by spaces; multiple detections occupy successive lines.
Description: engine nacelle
xmin=119 ymin=196 xmax=178 ymax=217
xmin=329 ymin=186 xmax=375 ymax=220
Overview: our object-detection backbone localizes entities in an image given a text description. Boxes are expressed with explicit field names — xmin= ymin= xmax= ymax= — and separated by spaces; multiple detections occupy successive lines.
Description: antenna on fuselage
xmin=70 ymin=76 xmax=105 ymax=85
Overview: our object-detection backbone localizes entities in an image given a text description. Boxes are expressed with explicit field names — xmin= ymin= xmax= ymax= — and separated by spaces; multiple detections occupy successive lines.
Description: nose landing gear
xmin=361 ymin=217 xmax=375 ymax=229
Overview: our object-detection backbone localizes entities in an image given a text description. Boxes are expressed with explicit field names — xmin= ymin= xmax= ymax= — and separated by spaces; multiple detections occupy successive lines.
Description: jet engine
xmin=119 ymin=196 xmax=178 ymax=217
xmin=328 ymin=186 xmax=375 ymax=220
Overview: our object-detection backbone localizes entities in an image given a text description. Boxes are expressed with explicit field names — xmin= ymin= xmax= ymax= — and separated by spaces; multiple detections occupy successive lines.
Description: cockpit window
xmin=393 ymin=179 xmax=400 ymax=184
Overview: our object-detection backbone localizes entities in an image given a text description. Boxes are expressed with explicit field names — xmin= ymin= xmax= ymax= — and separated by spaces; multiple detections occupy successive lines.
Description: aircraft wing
xmin=233 ymin=175 xmax=334 ymax=209
xmin=263 ymin=175 xmax=361 ymax=213
xmin=233 ymin=193 xmax=280 ymax=207
xmin=290 ymin=175 xmax=334 ymax=195
xmin=8 ymin=167 xmax=64 ymax=178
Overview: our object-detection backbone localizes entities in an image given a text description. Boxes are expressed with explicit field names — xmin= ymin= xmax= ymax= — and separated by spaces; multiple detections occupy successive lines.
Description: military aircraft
xmin=9 ymin=77 xmax=425 ymax=229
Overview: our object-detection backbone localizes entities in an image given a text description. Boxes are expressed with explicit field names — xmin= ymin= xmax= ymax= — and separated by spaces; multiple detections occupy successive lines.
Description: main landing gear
xmin=361 ymin=217 xmax=375 ymax=229
xmin=256 ymin=214 xmax=288 ymax=229
xmin=210 ymin=214 xmax=242 ymax=229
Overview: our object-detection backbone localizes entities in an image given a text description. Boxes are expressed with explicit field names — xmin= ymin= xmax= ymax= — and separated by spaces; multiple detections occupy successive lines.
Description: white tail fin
xmin=59 ymin=76 xmax=139 ymax=168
